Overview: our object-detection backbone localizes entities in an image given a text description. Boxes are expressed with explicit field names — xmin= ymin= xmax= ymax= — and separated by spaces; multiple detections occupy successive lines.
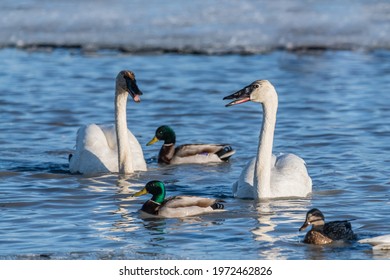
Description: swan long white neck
xmin=115 ymin=88 xmax=133 ymax=174
xmin=254 ymin=94 xmax=278 ymax=199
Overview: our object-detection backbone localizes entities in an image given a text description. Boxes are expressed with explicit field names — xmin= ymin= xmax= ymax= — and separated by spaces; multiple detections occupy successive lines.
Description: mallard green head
xmin=147 ymin=125 xmax=176 ymax=146
xmin=133 ymin=180 xmax=166 ymax=204
xmin=299 ymin=208 xmax=325 ymax=231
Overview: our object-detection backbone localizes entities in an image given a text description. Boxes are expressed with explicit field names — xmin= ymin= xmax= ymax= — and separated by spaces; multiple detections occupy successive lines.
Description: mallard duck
xmin=223 ymin=80 xmax=311 ymax=199
xmin=132 ymin=180 xmax=225 ymax=218
xmin=69 ymin=70 xmax=147 ymax=175
xmin=299 ymin=208 xmax=357 ymax=245
xmin=146 ymin=125 xmax=235 ymax=164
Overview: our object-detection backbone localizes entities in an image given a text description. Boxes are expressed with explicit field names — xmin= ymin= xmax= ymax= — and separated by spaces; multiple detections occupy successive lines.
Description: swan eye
xmin=253 ymin=84 xmax=259 ymax=89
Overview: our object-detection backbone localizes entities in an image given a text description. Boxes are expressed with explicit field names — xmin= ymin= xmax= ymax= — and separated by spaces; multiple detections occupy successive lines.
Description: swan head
xmin=224 ymin=80 xmax=276 ymax=107
xmin=132 ymin=180 xmax=166 ymax=204
xmin=299 ymin=208 xmax=325 ymax=231
xmin=147 ymin=125 xmax=176 ymax=146
xmin=116 ymin=70 xmax=143 ymax=102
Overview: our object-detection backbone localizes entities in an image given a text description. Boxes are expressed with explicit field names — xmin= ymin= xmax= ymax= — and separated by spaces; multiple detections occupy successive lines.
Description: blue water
xmin=1 ymin=49 xmax=389 ymax=260
xmin=0 ymin=1 xmax=390 ymax=260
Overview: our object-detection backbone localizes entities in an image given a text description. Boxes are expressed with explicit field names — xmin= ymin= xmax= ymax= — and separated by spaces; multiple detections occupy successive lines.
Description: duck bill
xmin=146 ymin=136 xmax=159 ymax=146
xmin=125 ymin=76 xmax=143 ymax=103
xmin=132 ymin=187 xmax=148 ymax=197
xmin=223 ymin=87 xmax=251 ymax=107
xmin=299 ymin=221 xmax=310 ymax=231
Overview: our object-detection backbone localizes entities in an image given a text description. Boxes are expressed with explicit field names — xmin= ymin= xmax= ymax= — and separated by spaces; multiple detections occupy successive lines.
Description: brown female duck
xmin=299 ymin=208 xmax=357 ymax=245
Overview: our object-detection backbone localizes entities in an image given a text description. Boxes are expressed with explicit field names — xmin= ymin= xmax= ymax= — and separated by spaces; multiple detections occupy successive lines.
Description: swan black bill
xmin=223 ymin=88 xmax=251 ymax=107
xmin=125 ymin=77 xmax=143 ymax=103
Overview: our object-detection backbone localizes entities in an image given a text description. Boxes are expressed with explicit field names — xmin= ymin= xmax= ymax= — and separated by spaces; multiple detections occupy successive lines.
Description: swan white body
xmin=224 ymin=80 xmax=312 ymax=199
xmin=69 ymin=70 xmax=147 ymax=175
xmin=69 ymin=124 xmax=146 ymax=174
xmin=232 ymin=153 xmax=312 ymax=199
xmin=359 ymin=234 xmax=390 ymax=250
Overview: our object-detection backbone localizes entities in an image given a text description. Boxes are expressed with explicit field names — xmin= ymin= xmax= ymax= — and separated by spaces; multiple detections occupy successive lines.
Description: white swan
xmin=224 ymin=80 xmax=312 ymax=199
xmin=359 ymin=234 xmax=390 ymax=250
xmin=69 ymin=70 xmax=147 ymax=175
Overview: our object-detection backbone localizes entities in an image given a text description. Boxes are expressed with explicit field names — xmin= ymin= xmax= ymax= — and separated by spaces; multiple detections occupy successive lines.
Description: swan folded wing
xmin=81 ymin=124 xmax=112 ymax=153
xmin=232 ymin=157 xmax=256 ymax=198
xmin=69 ymin=124 xmax=115 ymax=174
xmin=99 ymin=125 xmax=118 ymax=150
xmin=273 ymin=153 xmax=306 ymax=170
xmin=126 ymin=128 xmax=147 ymax=171
xmin=70 ymin=124 xmax=146 ymax=173
xmin=273 ymin=154 xmax=308 ymax=184
xmin=233 ymin=154 xmax=312 ymax=198
xmin=271 ymin=153 xmax=312 ymax=197
xmin=69 ymin=125 xmax=87 ymax=173
xmin=100 ymin=124 xmax=147 ymax=171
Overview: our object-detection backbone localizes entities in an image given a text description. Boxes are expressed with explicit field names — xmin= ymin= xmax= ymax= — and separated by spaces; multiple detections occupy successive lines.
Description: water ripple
xmin=0 ymin=49 xmax=389 ymax=259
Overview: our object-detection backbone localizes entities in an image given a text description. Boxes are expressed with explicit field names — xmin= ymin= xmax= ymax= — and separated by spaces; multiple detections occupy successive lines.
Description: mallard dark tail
xmin=216 ymin=145 xmax=235 ymax=161
xmin=211 ymin=202 xmax=225 ymax=210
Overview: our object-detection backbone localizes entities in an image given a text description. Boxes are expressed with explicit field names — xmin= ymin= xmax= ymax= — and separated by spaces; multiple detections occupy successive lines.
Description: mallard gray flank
xmin=146 ymin=125 xmax=235 ymax=164
xmin=132 ymin=180 xmax=225 ymax=218
xmin=299 ymin=208 xmax=357 ymax=245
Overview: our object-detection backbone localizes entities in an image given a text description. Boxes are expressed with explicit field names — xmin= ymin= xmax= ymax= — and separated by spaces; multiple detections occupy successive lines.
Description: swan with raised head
xmin=299 ymin=208 xmax=357 ymax=245
xmin=224 ymin=80 xmax=312 ymax=199
xmin=146 ymin=125 xmax=235 ymax=164
xmin=69 ymin=70 xmax=147 ymax=175
xmin=132 ymin=180 xmax=225 ymax=218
